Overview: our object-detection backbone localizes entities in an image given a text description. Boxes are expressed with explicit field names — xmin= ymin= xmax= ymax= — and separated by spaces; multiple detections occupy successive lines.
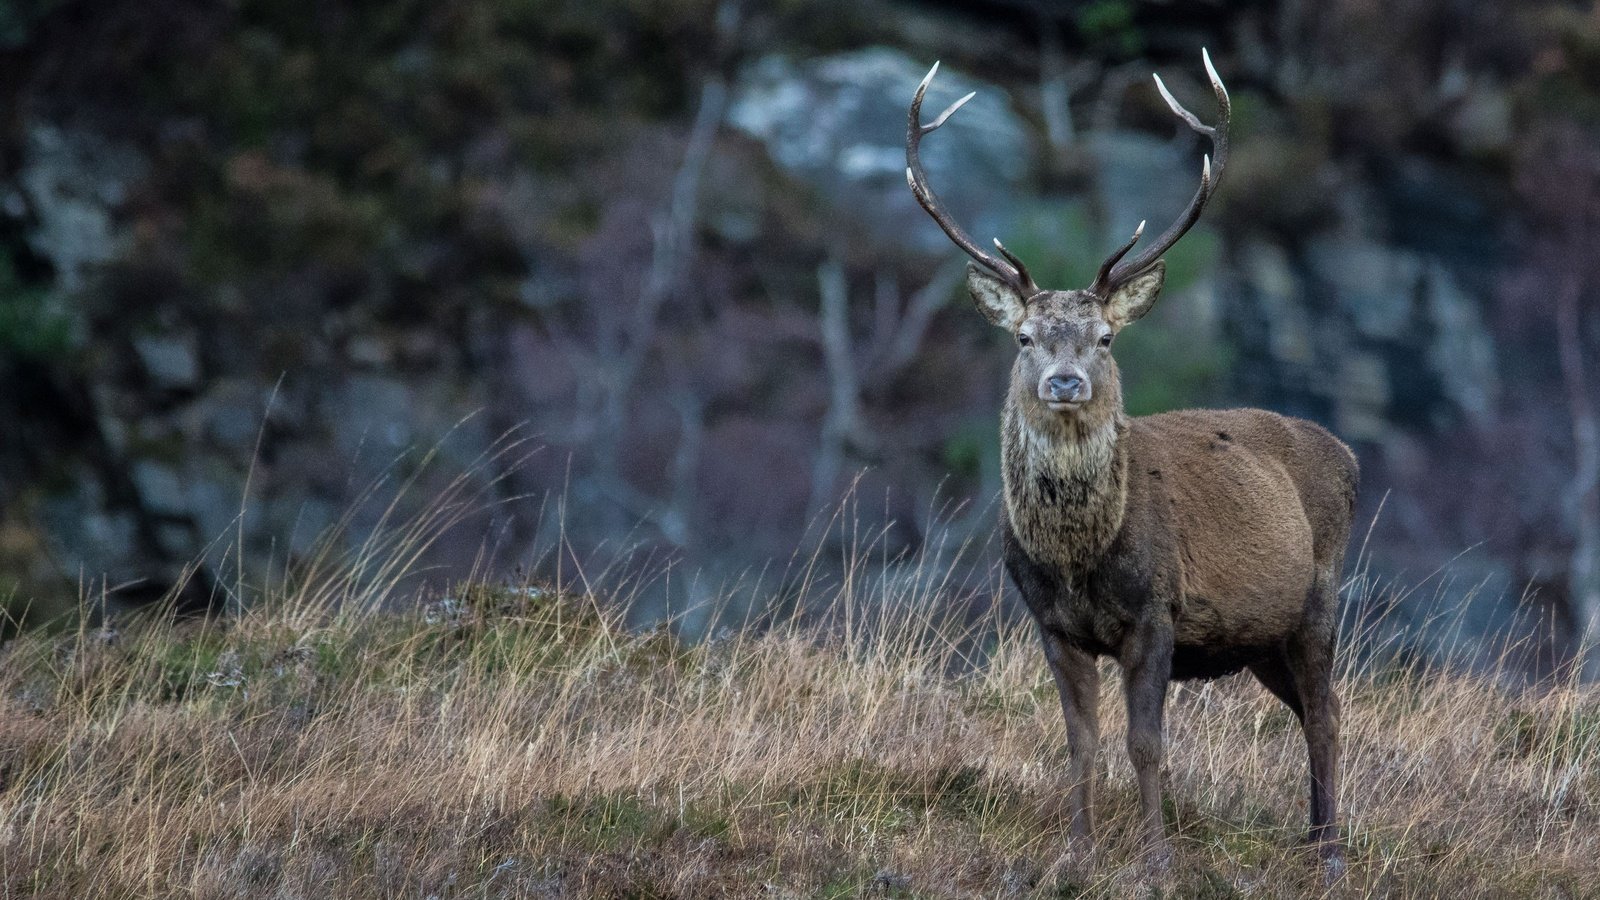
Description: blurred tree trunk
xmin=1511 ymin=123 xmax=1600 ymax=681
xmin=1554 ymin=277 xmax=1600 ymax=680
xmin=584 ymin=64 xmax=727 ymax=546
xmin=808 ymin=253 xmax=864 ymax=526
xmin=806 ymin=256 xmax=961 ymax=527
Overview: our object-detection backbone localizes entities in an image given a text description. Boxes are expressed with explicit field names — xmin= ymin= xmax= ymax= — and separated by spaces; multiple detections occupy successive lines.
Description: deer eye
xmin=1017 ymin=333 xmax=1033 ymax=348
xmin=1098 ymin=333 xmax=1114 ymax=349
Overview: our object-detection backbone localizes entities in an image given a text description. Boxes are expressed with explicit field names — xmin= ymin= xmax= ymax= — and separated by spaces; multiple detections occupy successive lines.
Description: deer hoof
xmin=1319 ymin=846 xmax=1348 ymax=884
xmin=1042 ymin=843 xmax=1094 ymax=887
xmin=1142 ymin=839 xmax=1174 ymax=875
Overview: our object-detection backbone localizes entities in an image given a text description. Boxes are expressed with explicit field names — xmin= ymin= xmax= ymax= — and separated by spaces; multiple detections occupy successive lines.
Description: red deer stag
xmin=906 ymin=52 xmax=1358 ymax=873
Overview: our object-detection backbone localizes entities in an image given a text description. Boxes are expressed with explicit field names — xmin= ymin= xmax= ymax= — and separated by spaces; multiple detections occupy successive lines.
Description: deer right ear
xmin=966 ymin=264 xmax=1027 ymax=330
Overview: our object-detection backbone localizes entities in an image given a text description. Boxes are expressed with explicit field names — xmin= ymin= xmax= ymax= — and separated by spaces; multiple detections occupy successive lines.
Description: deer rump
xmin=1018 ymin=408 xmax=1357 ymax=682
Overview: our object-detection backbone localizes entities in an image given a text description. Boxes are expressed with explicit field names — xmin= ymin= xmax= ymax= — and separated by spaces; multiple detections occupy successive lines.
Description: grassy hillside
xmin=0 ymin=571 xmax=1596 ymax=898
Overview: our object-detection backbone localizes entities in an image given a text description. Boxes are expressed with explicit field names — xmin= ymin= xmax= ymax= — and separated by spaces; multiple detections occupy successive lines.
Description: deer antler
xmin=1088 ymin=48 xmax=1230 ymax=298
xmin=906 ymin=62 xmax=1040 ymax=297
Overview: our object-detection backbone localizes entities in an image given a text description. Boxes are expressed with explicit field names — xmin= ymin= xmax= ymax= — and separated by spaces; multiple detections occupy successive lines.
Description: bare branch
xmin=874 ymin=256 xmax=964 ymax=377
xmin=578 ymin=59 xmax=730 ymax=542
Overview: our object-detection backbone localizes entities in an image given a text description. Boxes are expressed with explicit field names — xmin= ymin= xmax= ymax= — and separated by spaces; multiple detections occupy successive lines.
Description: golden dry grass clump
xmin=0 ymin=574 xmax=1597 ymax=898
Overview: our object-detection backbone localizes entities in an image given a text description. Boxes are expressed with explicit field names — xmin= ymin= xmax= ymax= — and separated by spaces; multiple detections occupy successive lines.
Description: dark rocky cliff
xmin=0 ymin=0 xmax=1592 ymax=672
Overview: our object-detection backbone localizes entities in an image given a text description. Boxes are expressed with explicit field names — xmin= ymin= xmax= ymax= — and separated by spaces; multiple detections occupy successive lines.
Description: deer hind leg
xmin=1039 ymin=628 xmax=1101 ymax=840
xmin=1287 ymin=563 xmax=1345 ymax=873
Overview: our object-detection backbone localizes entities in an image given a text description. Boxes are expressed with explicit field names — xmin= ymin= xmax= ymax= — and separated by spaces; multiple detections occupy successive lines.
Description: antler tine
xmin=1094 ymin=48 xmax=1231 ymax=297
xmin=1088 ymin=220 xmax=1146 ymax=296
xmin=906 ymin=62 xmax=1038 ymax=296
xmin=992 ymin=238 xmax=1037 ymax=293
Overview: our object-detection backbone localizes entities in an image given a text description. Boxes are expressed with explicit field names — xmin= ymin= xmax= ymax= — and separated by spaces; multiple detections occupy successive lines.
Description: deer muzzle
xmin=1044 ymin=371 xmax=1090 ymax=409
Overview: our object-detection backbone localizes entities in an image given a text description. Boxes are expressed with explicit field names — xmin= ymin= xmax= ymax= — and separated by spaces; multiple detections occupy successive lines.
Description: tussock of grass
xmin=1 ymin=574 xmax=1597 ymax=899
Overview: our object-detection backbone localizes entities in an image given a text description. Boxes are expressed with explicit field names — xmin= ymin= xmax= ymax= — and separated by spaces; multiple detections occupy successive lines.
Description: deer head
xmin=906 ymin=53 xmax=1229 ymax=419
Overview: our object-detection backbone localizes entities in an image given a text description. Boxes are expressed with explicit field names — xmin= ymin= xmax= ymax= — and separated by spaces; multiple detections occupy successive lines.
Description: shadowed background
xmin=0 ymin=0 xmax=1596 ymax=677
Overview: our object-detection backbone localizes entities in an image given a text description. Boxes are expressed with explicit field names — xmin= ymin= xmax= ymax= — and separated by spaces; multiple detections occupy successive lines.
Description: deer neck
xmin=1001 ymin=385 xmax=1129 ymax=576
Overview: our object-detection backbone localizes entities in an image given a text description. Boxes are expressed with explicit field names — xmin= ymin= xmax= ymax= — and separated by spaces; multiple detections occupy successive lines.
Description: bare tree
xmin=807 ymin=254 xmax=962 ymax=525
xmin=1036 ymin=12 xmax=1099 ymax=166
xmin=808 ymin=253 xmax=866 ymax=525
xmin=1509 ymin=123 xmax=1600 ymax=679
xmin=551 ymin=4 xmax=740 ymax=550
xmin=1555 ymin=275 xmax=1600 ymax=677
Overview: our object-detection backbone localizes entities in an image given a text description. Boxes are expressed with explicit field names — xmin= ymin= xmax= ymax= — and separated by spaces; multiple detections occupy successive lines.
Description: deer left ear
xmin=1104 ymin=260 xmax=1165 ymax=329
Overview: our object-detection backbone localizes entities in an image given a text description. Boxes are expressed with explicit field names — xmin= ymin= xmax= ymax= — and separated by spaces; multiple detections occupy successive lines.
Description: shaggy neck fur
xmin=1000 ymin=371 xmax=1129 ymax=577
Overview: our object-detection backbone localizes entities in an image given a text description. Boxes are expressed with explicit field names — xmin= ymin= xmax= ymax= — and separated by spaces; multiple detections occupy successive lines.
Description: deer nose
xmin=1047 ymin=373 xmax=1087 ymax=403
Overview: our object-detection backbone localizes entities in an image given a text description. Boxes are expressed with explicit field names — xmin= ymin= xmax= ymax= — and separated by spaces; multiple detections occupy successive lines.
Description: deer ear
xmin=966 ymin=264 xmax=1026 ymax=330
xmin=1104 ymin=260 xmax=1165 ymax=329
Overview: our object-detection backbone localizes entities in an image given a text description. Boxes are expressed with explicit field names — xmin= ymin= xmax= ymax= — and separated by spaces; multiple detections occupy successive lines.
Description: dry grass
xmin=0 ymin=555 xmax=1597 ymax=900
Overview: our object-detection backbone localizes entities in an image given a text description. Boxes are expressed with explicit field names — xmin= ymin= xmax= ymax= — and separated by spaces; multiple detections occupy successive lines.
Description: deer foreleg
xmin=1040 ymin=628 xmax=1101 ymax=840
xmin=1120 ymin=621 xmax=1174 ymax=868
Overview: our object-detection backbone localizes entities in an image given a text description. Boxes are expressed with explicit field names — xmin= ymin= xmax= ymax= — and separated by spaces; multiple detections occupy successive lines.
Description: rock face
xmin=728 ymin=49 xmax=1034 ymax=252
xmin=1228 ymin=233 xmax=1498 ymax=443
xmin=0 ymin=3 xmax=1565 ymax=670
xmin=16 ymin=125 xmax=142 ymax=293
xmin=1 ymin=120 xmax=512 ymax=614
